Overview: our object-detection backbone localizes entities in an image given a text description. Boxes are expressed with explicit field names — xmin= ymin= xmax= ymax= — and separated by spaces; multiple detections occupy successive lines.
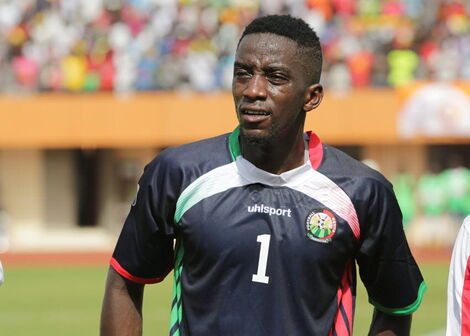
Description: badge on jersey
xmin=305 ymin=209 xmax=337 ymax=243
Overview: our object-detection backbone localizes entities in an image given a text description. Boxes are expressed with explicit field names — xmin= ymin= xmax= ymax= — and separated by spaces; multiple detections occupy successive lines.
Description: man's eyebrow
xmin=263 ymin=66 xmax=291 ymax=74
xmin=234 ymin=62 xmax=251 ymax=69
xmin=234 ymin=62 xmax=291 ymax=73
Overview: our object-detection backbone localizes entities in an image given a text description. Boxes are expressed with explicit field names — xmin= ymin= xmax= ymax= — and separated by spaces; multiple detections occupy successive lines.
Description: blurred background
xmin=0 ymin=0 xmax=469 ymax=335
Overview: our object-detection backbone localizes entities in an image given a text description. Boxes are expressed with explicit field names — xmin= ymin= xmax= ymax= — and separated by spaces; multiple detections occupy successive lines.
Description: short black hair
xmin=238 ymin=15 xmax=323 ymax=83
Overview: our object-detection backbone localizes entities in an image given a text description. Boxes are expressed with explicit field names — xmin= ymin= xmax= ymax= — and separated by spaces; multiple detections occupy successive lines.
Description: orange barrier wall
xmin=0 ymin=88 xmax=467 ymax=148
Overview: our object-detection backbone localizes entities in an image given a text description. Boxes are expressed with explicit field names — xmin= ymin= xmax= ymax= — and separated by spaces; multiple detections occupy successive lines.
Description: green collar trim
xmin=228 ymin=127 xmax=241 ymax=161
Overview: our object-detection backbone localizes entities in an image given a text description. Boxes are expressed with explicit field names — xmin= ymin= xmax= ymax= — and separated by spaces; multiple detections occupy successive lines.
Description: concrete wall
xmin=0 ymin=149 xmax=45 ymax=230
xmin=45 ymin=150 xmax=77 ymax=229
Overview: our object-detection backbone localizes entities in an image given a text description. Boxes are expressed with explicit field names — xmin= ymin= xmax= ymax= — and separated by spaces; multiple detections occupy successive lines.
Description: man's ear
xmin=303 ymin=84 xmax=323 ymax=112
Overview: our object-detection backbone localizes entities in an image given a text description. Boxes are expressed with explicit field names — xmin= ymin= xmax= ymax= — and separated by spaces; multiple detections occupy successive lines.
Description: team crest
xmin=305 ymin=209 xmax=337 ymax=243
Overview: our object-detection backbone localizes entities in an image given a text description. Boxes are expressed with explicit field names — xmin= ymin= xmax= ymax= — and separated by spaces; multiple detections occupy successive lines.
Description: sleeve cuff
xmin=110 ymin=257 xmax=172 ymax=284
xmin=369 ymin=281 xmax=427 ymax=315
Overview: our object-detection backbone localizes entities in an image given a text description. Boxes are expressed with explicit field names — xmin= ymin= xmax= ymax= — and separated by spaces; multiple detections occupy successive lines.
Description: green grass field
xmin=0 ymin=262 xmax=447 ymax=335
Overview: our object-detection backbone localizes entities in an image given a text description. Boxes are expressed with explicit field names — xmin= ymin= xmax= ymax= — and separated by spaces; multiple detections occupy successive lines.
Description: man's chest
xmin=177 ymin=184 xmax=358 ymax=275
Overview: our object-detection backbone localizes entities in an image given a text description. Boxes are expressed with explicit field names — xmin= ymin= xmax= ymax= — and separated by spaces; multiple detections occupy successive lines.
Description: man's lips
xmin=240 ymin=109 xmax=271 ymax=123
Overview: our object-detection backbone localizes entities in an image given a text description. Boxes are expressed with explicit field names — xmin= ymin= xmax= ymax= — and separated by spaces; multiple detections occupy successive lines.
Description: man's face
xmin=232 ymin=33 xmax=313 ymax=144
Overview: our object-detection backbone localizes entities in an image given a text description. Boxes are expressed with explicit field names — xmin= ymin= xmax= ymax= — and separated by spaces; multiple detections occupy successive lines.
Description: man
xmin=101 ymin=15 xmax=425 ymax=335
xmin=447 ymin=215 xmax=470 ymax=335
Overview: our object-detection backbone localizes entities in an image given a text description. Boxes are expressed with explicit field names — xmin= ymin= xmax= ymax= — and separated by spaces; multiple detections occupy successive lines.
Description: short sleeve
xmin=356 ymin=179 xmax=426 ymax=315
xmin=111 ymin=154 xmax=182 ymax=284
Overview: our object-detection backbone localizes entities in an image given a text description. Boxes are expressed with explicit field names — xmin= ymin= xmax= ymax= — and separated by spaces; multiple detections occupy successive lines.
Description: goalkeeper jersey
xmin=111 ymin=128 xmax=426 ymax=336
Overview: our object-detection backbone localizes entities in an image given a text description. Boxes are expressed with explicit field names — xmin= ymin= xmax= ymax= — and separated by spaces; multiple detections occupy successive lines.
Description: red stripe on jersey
xmin=330 ymin=261 xmax=355 ymax=336
xmin=462 ymin=256 xmax=470 ymax=335
xmin=110 ymin=257 xmax=172 ymax=284
xmin=307 ymin=131 xmax=323 ymax=170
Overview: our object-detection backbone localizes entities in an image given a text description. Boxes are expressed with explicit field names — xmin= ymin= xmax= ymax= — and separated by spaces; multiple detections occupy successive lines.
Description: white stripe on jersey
xmin=287 ymin=168 xmax=360 ymax=239
xmin=174 ymin=161 xmax=251 ymax=223
xmin=236 ymin=156 xmax=360 ymax=239
xmin=175 ymin=155 xmax=360 ymax=240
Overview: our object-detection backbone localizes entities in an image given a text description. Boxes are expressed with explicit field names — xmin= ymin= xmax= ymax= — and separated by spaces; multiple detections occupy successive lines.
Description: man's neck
xmin=240 ymin=130 xmax=306 ymax=175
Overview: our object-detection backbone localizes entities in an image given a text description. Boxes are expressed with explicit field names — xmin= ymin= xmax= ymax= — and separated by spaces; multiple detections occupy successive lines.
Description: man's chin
xmin=240 ymin=129 xmax=273 ymax=146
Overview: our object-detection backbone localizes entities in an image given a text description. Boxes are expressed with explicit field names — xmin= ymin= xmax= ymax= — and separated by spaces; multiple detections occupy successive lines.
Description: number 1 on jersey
xmin=252 ymin=234 xmax=271 ymax=284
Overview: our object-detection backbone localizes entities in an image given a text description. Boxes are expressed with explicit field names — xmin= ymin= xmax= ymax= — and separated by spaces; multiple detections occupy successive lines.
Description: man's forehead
xmin=235 ymin=33 xmax=300 ymax=65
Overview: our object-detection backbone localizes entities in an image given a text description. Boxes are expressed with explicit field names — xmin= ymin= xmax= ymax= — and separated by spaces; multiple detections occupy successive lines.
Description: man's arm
xmin=368 ymin=309 xmax=412 ymax=336
xmin=101 ymin=267 xmax=145 ymax=336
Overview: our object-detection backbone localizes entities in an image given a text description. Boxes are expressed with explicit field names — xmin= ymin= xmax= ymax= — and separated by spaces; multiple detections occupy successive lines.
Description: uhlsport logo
xmin=305 ymin=209 xmax=337 ymax=243
xmin=248 ymin=204 xmax=292 ymax=217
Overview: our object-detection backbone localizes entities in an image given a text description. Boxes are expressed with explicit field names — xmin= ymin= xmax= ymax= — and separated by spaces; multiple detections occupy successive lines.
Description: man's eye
xmin=234 ymin=69 xmax=250 ymax=78
xmin=268 ymin=74 xmax=288 ymax=83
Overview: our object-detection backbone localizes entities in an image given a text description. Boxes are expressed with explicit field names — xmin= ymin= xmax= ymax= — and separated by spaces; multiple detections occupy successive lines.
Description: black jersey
xmin=111 ymin=128 xmax=426 ymax=336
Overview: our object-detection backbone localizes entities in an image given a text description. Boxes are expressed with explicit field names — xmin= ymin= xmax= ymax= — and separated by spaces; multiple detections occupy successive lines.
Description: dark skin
xmin=100 ymin=32 xmax=412 ymax=335
xmin=101 ymin=267 xmax=144 ymax=336
xmin=368 ymin=309 xmax=412 ymax=336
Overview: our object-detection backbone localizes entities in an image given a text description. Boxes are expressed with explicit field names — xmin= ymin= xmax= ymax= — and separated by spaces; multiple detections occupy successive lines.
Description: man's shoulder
xmin=161 ymin=132 xmax=231 ymax=162
xmin=146 ymin=132 xmax=232 ymax=174
xmin=320 ymin=144 xmax=391 ymax=187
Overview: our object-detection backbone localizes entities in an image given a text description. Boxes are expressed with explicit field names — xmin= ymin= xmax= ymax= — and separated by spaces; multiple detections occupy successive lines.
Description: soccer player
xmin=101 ymin=15 xmax=425 ymax=336
xmin=447 ymin=215 xmax=470 ymax=335
xmin=0 ymin=260 xmax=3 ymax=285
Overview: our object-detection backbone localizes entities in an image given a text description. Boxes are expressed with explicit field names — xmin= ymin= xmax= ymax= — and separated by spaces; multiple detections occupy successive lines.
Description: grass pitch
xmin=0 ymin=263 xmax=447 ymax=335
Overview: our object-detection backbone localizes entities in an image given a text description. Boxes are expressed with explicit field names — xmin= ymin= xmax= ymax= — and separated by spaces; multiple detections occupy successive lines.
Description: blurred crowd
xmin=394 ymin=164 xmax=470 ymax=226
xmin=0 ymin=0 xmax=469 ymax=93
xmin=392 ymin=159 xmax=470 ymax=247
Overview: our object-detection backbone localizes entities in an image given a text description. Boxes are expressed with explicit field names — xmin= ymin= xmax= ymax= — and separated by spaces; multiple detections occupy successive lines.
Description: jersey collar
xmin=228 ymin=127 xmax=324 ymax=170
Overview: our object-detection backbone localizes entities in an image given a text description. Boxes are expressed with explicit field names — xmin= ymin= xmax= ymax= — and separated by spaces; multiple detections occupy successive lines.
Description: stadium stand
xmin=0 ymin=0 xmax=469 ymax=93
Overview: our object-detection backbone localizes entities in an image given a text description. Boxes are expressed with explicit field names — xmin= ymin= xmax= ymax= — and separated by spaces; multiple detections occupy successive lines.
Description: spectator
xmin=0 ymin=0 xmax=469 ymax=93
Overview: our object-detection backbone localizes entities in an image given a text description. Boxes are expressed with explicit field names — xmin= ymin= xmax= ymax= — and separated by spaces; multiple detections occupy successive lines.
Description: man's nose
xmin=243 ymin=75 xmax=267 ymax=100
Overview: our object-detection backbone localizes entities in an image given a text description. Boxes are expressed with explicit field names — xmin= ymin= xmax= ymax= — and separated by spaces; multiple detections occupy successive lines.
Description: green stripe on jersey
xmin=169 ymin=240 xmax=184 ymax=336
xmin=173 ymin=162 xmax=248 ymax=224
xmin=170 ymin=127 xmax=244 ymax=334
xmin=369 ymin=281 xmax=427 ymax=315
xmin=173 ymin=127 xmax=245 ymax=224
